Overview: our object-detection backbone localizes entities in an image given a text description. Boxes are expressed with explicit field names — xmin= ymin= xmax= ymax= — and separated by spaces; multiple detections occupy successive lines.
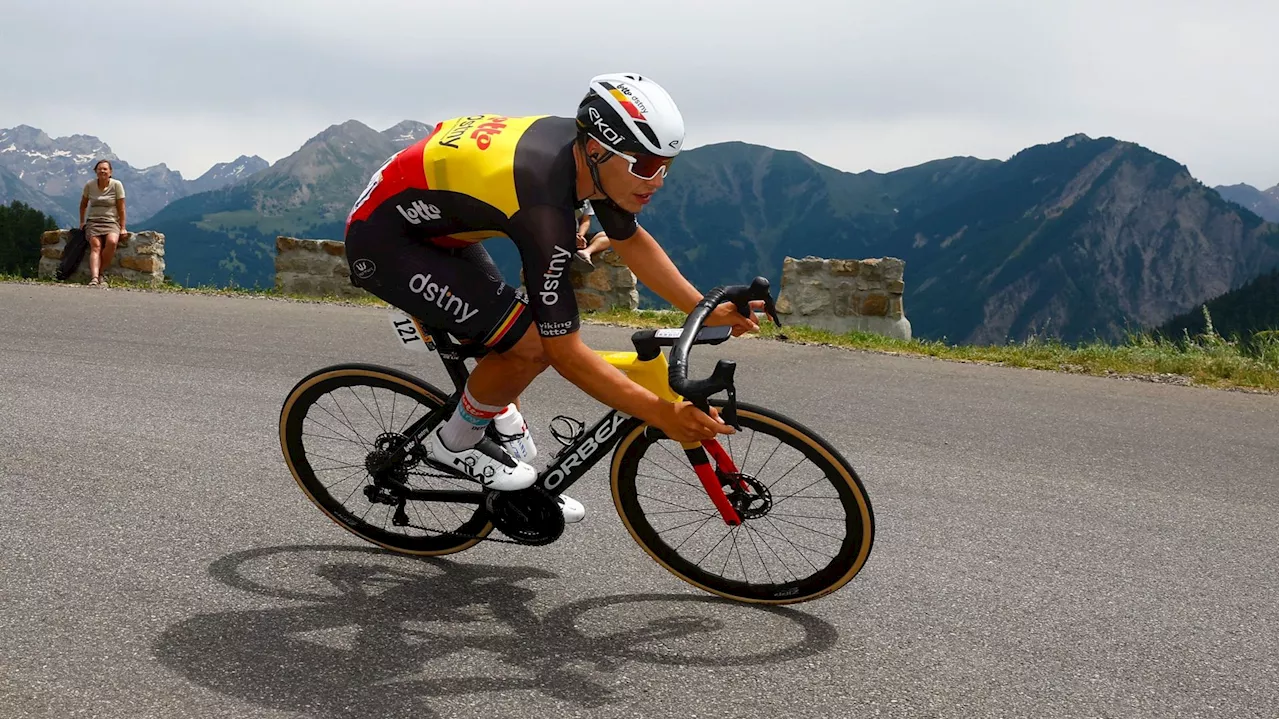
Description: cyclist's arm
xmin=541 ymin=332 xmax=670 ymax=421
xmin=607 ymin=224 xmax=703 ymax=314
xmin=510 ymin=205 xmax=671 ymax=421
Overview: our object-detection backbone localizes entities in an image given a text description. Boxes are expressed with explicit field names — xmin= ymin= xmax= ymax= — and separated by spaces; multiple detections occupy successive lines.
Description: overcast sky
xmin=3 ymin=0 xmax=1276 ymax=187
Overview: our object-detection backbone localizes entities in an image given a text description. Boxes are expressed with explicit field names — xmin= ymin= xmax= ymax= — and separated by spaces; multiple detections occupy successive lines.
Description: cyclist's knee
xmin=499 ymin=326 xmax=550 ymax=370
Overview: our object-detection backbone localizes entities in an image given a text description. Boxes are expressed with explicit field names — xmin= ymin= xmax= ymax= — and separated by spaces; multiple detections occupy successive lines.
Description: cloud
xmin=3 ymin=0 xmax=1275 ymax=186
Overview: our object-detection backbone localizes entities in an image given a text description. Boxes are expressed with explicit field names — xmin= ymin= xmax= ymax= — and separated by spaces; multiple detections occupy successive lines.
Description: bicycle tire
xmin=610 ymin=400 xmax=874 ymax=605
xmin=280 ymin=363 xmax=493 ymax=555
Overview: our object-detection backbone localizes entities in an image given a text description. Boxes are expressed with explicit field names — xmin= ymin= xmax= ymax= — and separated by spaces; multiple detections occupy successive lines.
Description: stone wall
xmin=275 ymin=236 xmax=369 ymax=299
xmin=567 ymin=248 xmax=639 ymax=311
xmin=776 ymin=256 xmax=911 ymax=340
xmin=38 ymin=230 xmax=166 ymax=286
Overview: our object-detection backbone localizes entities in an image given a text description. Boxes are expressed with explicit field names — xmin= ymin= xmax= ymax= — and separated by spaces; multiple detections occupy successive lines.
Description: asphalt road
xmin=1 ymin=282 xmax=1276 ymax=719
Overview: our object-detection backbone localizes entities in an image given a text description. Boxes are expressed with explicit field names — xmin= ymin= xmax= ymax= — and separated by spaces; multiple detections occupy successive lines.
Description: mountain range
xmin=143 ymin=120 xmax=433 ymax=286
xmin=638 ymin=135 xmax=1277 ymax=342
xmin=0 ymin=125 xmax=268 ymax=225
xmin=2 ymin=120 xmax=1275 ymax=344
xmin=1212 ymin=183 xmax=1279 ymax=223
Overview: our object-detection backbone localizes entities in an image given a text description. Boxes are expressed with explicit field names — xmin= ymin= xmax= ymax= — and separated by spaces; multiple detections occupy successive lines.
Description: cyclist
xmin=344 ymin=73 xmax=762 ymax=522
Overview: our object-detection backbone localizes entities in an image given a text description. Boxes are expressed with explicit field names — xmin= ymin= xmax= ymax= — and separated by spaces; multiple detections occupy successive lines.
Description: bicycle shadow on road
xmin=152 ymin=544 xmax=840 ymax=719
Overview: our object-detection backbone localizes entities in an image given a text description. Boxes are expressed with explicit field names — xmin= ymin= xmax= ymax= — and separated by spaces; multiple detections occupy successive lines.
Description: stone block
xmin=832 ymin=281 xmax=855 ymax=317
xmin=119 ymin=255 xmax=159 ymax=273
xmin=41 ymin=247 xmax=63 ymax=259
xmin=888 ymin=296 xmax=904 ymax=320
xmin=859 ymin=293 xmax=889 ymax=317
xmin=585 ymin=270 xmax=613 ymax=291
xmin=858 ymin=259 xmax=883 ymax=280
xmin=882 ymin=257 xmax=905 ymax=282
xmin=793 ymin=281 xmax=830 ymax=316
xmin=575 ymin=290 xmax=607 ymax=311
xmin=887 ymin=279 xmax=905 ymax=294
xmin=829 ymin=259 xmax=861 ymax=275
xmin=611 ymin=267 xmax=637 ymax=288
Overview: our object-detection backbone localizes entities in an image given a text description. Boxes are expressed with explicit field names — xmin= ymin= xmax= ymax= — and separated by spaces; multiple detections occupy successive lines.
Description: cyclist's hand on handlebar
xmin=706 ymin=300 xmax=766 ymax=337
xmin=654 ymin=401 xmax=735 ymax=442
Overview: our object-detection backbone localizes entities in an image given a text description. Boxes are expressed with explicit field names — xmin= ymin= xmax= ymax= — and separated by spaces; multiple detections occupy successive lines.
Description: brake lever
xmin=740 ymin=276 xmax=782 ymax=327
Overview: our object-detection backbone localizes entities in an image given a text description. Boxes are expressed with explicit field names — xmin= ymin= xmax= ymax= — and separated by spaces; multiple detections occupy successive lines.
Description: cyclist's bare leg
xmin=465 ymin=324 xmax=549 ymax=408
xmin=582 ymin=232 xmax=611 ymax=260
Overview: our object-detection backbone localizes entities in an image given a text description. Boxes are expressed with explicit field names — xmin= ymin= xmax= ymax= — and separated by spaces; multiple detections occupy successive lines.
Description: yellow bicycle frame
xmin=593 ymin=349 xmax=682 ymax=403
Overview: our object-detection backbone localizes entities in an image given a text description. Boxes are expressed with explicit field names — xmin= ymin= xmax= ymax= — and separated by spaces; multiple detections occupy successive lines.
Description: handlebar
xmin=668 ymin=276 xmax=781 ymax=429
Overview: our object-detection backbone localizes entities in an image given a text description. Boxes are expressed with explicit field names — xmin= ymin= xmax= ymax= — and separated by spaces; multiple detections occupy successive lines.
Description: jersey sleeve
xmin=592 ymin=199 xmax=638 ymax=240
xmin=508 ymin=205 xmax=582 ymax=338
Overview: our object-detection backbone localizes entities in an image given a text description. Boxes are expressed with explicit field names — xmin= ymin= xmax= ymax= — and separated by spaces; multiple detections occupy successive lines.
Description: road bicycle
xmin=279 ymin=278 xmax=875 ymax=604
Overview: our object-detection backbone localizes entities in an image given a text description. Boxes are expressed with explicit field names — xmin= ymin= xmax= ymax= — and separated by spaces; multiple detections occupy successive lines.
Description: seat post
xmin=425 ymin=330 xmax=474 ymax=395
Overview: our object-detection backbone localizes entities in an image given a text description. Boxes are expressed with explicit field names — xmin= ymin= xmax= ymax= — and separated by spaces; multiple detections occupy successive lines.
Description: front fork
xmin=682 ymin=439 xmax=746 ymax=526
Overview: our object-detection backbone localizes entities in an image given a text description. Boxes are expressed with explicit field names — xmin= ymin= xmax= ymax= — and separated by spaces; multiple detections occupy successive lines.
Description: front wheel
xmin=610 ymin=400 xmax=875 ymax=605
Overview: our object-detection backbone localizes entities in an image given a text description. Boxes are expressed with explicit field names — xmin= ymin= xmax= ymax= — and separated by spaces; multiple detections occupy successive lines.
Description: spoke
xmin=651 ymin=513 xmax=723 ymax=535
xmin=307 ymin=451 xmax=366 ymax=472
xmin=693 ymin=525 xmax=736 ymax=567
xmin=768 ymin=511 xmax=847 ymax=522
xmin=739 ymin=426 xmax=758 ymax=476
xmin=639 ymin=507 xmax=717 ymax=516
xmin=347 ymin=386 xmax=388 ymax=434
xmin=636 ymin=492 xmax=714 ymax=513
xmin=370 ymin=387 xmax=388 ymax=433
xmin=301 ymin=427 xmax=368 ymax=447
xmin=769 ymin=475 xmax=835 ymax=510
xmin=390 ymin=392 xmax=398 ymax=435
xmin=758 ymin=518 xmax=825 ymax=572
xmin=762 ymin=514 xmax=845 ymax=541
xmin=307 ymin=414 xmax=371 ymax=449
xmin=671 ymin=515 xmax=718 ymax=553
xmin=747 ymin=523 xmax=802 ymax=583
xmin=743 ymin=525 xmax=777 ymax=585
xmin=319 ymin=465 xmax=367 ymax=489
xmin=658 ymin=440 xmax=708 ymax=470
xmin=333 ymin=469 xmax=368 ymax=506
xmin=323 ymin=394 xmax=374 ymax=447
xmin=723 ymin=528 xmax=745 ymax=582
xmin=397 ymin=402 xmax=428 ymax=436
xmin=749 ymin=436 xmax=786 ymax=480
xmin=766 ymin=455 xmax=812 ymax=491
xmin=635 ymin=470 xmax=702 ymax=491
xmin=638 ymin=452 xmax=703 ymax=487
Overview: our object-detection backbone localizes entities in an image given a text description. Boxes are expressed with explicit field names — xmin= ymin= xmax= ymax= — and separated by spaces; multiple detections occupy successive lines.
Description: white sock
xmin=438 ymin=387 xmax=504 ymax=452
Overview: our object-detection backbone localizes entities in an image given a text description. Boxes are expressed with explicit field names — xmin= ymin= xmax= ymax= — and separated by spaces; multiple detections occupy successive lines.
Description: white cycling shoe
xmin=426 ymin=427 xmax=536 ymax=492
xmin=556 ymin=494 xmax=586 ymax=524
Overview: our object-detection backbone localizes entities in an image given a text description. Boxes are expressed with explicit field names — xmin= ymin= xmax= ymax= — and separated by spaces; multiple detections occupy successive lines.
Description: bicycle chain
xmin=391 ymin=468 xmax=532 ymax=546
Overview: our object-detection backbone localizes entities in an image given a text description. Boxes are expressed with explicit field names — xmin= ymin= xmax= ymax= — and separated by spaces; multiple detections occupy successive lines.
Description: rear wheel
xmin=279 ymin=364 xmax=492 ymax=555
xmin=611 ymin=400 xmax=874 ymax=605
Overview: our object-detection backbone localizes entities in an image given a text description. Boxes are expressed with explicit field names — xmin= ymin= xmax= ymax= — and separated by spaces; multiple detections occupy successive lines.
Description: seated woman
xmin=79 ymin=159 xmax=127 ymax=287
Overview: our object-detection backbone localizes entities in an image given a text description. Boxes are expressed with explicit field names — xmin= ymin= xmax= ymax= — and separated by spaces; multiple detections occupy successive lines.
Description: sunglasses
xmin=598 ymin=142 xmax=675 ymax=180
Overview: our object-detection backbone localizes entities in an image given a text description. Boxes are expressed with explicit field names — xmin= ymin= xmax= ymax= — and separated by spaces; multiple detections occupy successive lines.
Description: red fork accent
xmin=691 ymin=458 xmax=741 ymax=526
xmin=703 ymin=439 xmax=753 ymax=492
xmin=701 ymin=439 xmax=739 ymax=474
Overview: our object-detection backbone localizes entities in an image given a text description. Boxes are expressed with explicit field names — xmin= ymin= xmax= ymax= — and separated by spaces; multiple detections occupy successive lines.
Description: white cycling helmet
xmin=576 ymin=73 xmax=685 ymax=158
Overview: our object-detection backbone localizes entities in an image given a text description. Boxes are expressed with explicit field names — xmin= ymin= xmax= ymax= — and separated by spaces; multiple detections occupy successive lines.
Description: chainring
xmin=484 ymin=487 xmax=565 ymax=546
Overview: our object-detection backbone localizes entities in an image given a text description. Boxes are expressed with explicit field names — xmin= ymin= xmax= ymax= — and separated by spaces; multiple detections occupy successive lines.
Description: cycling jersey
xmin=345 ymin=114 xmax=638 ymax=346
